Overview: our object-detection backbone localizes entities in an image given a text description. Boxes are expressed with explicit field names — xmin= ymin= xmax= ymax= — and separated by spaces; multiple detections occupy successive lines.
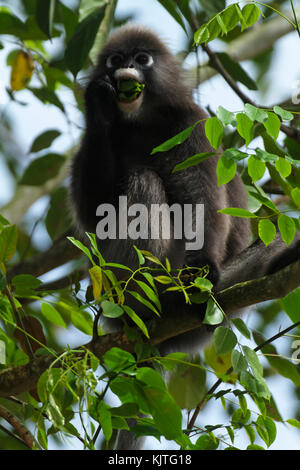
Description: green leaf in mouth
xmin=117 ymin=79 xmax=145 ymax=102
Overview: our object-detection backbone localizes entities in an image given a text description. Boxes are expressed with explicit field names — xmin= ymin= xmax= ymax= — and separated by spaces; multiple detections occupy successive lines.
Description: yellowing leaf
xmin=10 ymin=50 xmax=34 ymax=91
xmin=204 ymin=343 xmax=237 ymax=382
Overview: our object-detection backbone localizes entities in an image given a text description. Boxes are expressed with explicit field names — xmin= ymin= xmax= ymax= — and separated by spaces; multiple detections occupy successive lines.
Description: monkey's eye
xmin=134 ymin=52 xmax=154 ymax=67
xmin=106 ymin=54 xmax=123 ymax=69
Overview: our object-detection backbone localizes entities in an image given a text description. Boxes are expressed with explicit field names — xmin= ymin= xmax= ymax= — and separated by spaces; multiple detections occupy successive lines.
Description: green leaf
xmin=70 ymin=308 xmax=93 ymax=335
xmin=196 ymin=433 xmax=219 ymax=450
xmin=244 ymin=424 xmax=256 ymax=445
xmin=291 ymin=187 xmax=300 ymax=206
xmin=133 ymin=245 xmax=145 ymax=265
xmin=12 ymin=274 xmax=42 ymax=296
xmin=110 ymin=403 xmax=139 ymax=418
xmin=238 ymin=394 xmax=248 ymax=415
xmin=216 ymin=154 xmax=237 ymax=186
xmin=222 ymin=4 xmax=240 ymax=31
xmin=242 ymin=346 xmax=263 ymax=378
xmin=143 ymin=387 xmax=182 ymax=440
xmin=275 ymin=157 xmax=291 ymax=178
xmin=97 ymin=401 xmax=112 ymax=441
xmin=0 ymin=11 xmax=26 ymax=37
xmin=247 ymin=444 xmax=265 ymax=450
xmin=287 ymin=419 xmax=300 ymax=429
xmin=218 ymin=207 xmax=258 ymax=218
xmin=40 ymin=303 xmax=67 ymax=328
xmin=263 ymin=112 xmax=281 ymax=140
xmin=65 ymin=5 xmax=107 ymax=76
xmin=29 ymin=86 xmax=65 ymax=111
xmin=156 ymin=0 xmax=187 ymax=34
xmin=0 ymin=215 xmax=10 ymax=227
xmin=203 ymin=298 xmax=224 ymax=325
xmin=29 ymin=129 xmax=61 ymax=153
xmin=103 ymin=347 xmax=136 ymax=373
xmin=244 ymin=103 xmax=268 ymax=123
xmin=168 ymin=359 xmax=206 ymax=410
xmin=278 ymin=214 xmax=295 ymax=246
xmin=248 ymin=155 xmax=266 ymax=182
xmin=151 ymin=121 xmax=200 ymax=154
xmin=101 ymin=300 xmax=124 ymax=318
xmin=280 ymin=287 xmax=300 ymax=330
xmin=223 ymin=148 xmax=248 ymax=161
xmin=231 ymin=349 xmax=248 ymax=374
xmin=232 ymin=318 xmax=251 ymax=339
xmin=205 ymin=117 xmax=223 ymax=150
xmin=216 ymin=14 xmax=227 ymax=35
xmin=232 ymin=408 xmax=251 ymax=425
xmin=255 ymin=148 xmax=279 ymax=163
xmin=256 ymin=416 xmax=276 ymax=447
xmin=247 ymin=189 xmax=278 ymax=213
xmin=273 ymin=105 xmax=294 ymax=121
xmin=241 ymin=4 xmax=261 ymax=29
xmin=35 ymin=0 xmax=56 ymax=38
xmin=216 ymin=106 xmax=235 ymax=126
xmin=130 ymin=423 xmax=161 ymax=441
xmin=20 ymin=153 xmax=65 ymax=186
xmin=154 ymin=275 xmax=172 ymax=285
xmin=240 ymin=371 xmax=270 ymax=399
xmin=213 ymin=326 xmax=237 ymax=355
xmin=172 ymin=152 xmax=215 ymax=173
xmin=258 ymin=219 xmax=276 ymax=246
xmin=0 ymin=225 xmax=18 ymax=263
xmin=67 ymin=236 xmax=95 ymax=265
xmin=194 ymin=277 xmax=213 ymax=292
xmin=0 ymin=269 xmax=6 ymax=290
xmin=253 ymin=331 xmax=300 ymax=387
xmin=194 ymin=24 xmax=210 ymax=45
xmin=236 ymin=113 xmax=254 ymax=146
xmin=123 ymin=305 xmax=150 ymax=339
xmin=135 ymin=280 xmax=161 ymax=312
xmin=128 ymin=290 xmax=160 ymax=317
xmin=46 ymin=187 xmax=72 ymax=240
xmin=136 ymin=367 xmax=166 ymax=391
xmin=226 ymin=425 xmax=235 ymax=444
xmin=215 ymin=53 xmax=257 ymax=91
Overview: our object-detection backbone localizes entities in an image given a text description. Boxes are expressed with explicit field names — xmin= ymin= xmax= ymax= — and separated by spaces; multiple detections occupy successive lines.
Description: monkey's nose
xmin=126 ymin=58 xmax=135 ymax=68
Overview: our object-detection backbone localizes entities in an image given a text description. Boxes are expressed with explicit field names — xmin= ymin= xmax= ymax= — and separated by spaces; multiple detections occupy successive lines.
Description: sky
xmin=0 ymin=0 xmax=300 ymax=450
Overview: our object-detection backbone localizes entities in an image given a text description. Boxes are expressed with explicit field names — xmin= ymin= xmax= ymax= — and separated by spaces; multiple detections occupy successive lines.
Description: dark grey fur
xmin=70 ymin=25 xmax=250 ymax=286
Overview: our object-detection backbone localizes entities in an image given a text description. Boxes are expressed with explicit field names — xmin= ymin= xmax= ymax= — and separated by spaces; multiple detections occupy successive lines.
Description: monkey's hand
xmin=184 ymin=253 xmax=220 ymax=288
xmin=85 ymin=75 xmax=117 ymax=125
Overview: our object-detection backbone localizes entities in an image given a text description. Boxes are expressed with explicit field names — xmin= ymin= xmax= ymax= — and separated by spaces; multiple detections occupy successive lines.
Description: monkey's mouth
xmin=117 ymin=78 xmax=145 ymax=103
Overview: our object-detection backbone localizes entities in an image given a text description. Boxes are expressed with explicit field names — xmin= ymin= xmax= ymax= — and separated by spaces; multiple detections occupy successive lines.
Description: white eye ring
xmin=106 ymin=54 xmax=123 ymax=68
xmin=134 ymin=52 xmax=154 ymax=67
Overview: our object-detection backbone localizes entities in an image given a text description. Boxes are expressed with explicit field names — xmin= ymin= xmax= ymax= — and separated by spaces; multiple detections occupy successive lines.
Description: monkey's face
xmin=91 ymin=27 xmax=184 ymax=121
xmin=104 ymin=50 xmax=153 ymax=116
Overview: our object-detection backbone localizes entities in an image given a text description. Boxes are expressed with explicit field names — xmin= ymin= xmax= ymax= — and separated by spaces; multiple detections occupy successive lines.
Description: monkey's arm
xmin=70 ymin=78 xmax=117 ymax=232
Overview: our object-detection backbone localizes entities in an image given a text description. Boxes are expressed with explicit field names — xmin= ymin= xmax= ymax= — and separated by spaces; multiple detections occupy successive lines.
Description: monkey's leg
xmin=98 ymin=167 xmax=185 ymax=271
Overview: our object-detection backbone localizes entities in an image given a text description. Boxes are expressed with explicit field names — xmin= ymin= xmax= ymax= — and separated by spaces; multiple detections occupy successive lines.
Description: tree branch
xmin=0 ymin=404 xmax=36 ymax=449
xmin=7 ymin=231 xmax=80 ymax=281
